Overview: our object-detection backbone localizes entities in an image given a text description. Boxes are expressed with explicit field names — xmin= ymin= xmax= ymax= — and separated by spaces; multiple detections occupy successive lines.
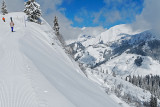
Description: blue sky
xmin=5 ymin=0 xmax=144 ymax=29
xmin=59 ymin=0 xmax=144 ymax=28
xmin=2 ymin=0 xmax=160 ymax=40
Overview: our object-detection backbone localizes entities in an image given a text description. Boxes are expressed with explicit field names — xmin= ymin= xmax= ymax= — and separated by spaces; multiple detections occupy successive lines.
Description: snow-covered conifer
xmin=53 ymin=16 xmax=66 ymax=46
xmin=1 ymin=0 xmax=8 ymax=15
xmin=53 ymin=16 xmax=60 ymax=36
xmin=24 ymin=0 xmax=42 ymax=24
xmin=150 ymin=95 xmax=157 ymax=107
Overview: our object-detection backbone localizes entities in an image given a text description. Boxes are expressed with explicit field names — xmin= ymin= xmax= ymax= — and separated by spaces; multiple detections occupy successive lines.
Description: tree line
xmin=126 ymin=75 xmax=160 ymax=107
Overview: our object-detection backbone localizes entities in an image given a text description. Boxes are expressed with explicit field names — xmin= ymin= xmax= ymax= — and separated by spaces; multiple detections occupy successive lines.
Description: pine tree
xmin=154 ymin=97 xmax=157 ymax=107
xmin=24 ymin=0 xmax=42 ymax=24
xmin=129 ymin=75 xmax=132 ymax=83
xmin=53 ymin=16 xmax=60 ymax=36
xmin=1 ymin=0 xmax=8 ymax=15
xmin=53 ymin=16 xmax=66 ymax=46
xmin=150 ymin=95 xmax=157 ymax=107
xmin=150 ymin=95 xmax=154 ymax=107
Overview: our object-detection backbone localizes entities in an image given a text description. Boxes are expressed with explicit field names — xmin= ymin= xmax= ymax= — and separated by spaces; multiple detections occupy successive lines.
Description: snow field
xmin=0 ymin=12 xmax=120 ymax=107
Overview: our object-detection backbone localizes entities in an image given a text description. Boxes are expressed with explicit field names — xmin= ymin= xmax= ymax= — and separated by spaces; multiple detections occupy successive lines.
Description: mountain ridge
xmin=68 ymin=24 xmax=160 ymax=76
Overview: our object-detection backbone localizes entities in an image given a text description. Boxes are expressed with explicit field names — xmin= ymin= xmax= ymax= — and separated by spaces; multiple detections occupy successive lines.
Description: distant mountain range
xmin=68 ymin=24 xmax=160 ymax=77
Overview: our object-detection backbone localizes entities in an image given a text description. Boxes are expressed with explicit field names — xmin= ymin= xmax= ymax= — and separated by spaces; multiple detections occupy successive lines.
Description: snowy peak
xmin=96 ymin=24 xmax=139 ymax=44
xmin=73 ymin=24 xmax=141 ymax=47
xmin=68 ymin=24 xmax=160 ymax=76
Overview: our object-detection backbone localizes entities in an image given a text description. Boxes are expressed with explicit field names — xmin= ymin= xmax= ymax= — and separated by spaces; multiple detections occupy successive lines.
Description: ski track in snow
xmin=0 ymin=15 xmax=47 ymax=107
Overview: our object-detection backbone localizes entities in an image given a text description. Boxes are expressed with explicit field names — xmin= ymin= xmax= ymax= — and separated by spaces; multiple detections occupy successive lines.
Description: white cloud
xmin=65 ymin=26 xmax=106 ymax=44
xmin=92 ymin=9 xmax=122 ymax=26
xmin=93 ymin=10 xmax=103 ymax=24
xmin=37 ymin=0 xmax=62 ymax=13
xmin=105 ymin=10 xmax=121 ymax=23
xmin=131 ymin=0 xmax=160 ymax=32
xmin=0 ymin=0 xmax=24 ymax=12
xmin=74 ymin=16 xmax=83 ymax=23
xmin=80 ymin=26 xmax=106 ymax=37
xmin=103 ymin=0 xmax=123 ymax=6
xmin=92 ymin=0 xmax=140 ymax=26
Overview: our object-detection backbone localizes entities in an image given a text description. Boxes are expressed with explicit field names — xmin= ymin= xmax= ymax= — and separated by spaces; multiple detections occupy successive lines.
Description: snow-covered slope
xmin=68 ymin=24 xmax=160 ymax=106
xmin=74 ymin=24 xmax=140 ymax=47
xmin=0 ymin=12 xmax=120 ymax=107
xmin=69 ymin=24 xmax=160 ymax=77
xmin=96 ymin=24 xmax=139 ymax=44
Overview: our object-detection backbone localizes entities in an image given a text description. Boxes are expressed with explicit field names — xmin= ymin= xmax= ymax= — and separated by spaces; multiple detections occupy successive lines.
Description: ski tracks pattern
xmin=0 ymin=17 xmax=48 ymax=107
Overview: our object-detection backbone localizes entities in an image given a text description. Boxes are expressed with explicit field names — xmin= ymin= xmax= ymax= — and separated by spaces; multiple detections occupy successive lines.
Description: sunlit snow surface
xmin=0 ymin=12 xmax=120 ymax=107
